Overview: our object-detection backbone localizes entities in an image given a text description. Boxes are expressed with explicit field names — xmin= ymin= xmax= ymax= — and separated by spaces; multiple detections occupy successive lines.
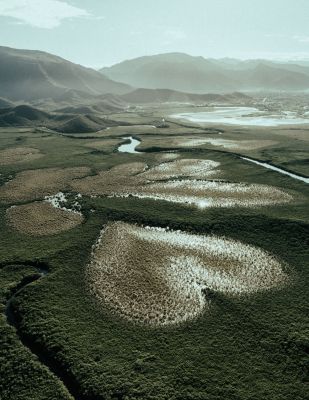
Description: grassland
xmin=87 ymin=221 xmax=288 ymax=326
xmin=0 ymin=166 xmax=91 ymax=203
xmin=125 ymin=179 xmax=293 ymax=208
xmin=6 ymin=202 xmax=84 ymax=236
xmin=0 ymin=146 xmax=43 ymax=165
xmin=140 ymin=158 xmax=221 ymax=180
xmin=0 ymin=105 xmax=308 ymax=400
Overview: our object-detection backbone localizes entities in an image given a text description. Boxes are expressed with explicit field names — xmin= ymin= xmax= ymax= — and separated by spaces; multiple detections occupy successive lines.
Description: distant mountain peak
xmin=0 ymin=46 xmax=132 ymax=101
xmin=101 ymin=53 xmax=309 ymax=93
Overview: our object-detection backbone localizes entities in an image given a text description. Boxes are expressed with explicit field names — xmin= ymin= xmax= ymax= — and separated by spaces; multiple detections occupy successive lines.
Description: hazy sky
xmin=0 ymin=0 xmax=309 ymax=68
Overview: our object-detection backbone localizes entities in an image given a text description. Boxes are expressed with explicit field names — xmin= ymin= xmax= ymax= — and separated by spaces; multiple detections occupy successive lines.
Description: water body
xmin=241 ymin=157 xmax=309 ymax=183
xmin=3 ymin=262 xmax=79 ymax=399
xmin=5 ymin=267 xmax=48 ymax=326
xmin=171 ymin=107 xmax=309 ymax=127
xmin=118 ymin=136 xmax=141 ymax=153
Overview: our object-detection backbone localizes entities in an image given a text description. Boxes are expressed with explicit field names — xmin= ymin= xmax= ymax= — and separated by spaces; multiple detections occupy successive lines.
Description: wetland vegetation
xmin=0 ymin=36 xmax=309 ymax=400
xmin=0 ymin=98 xmax=308 ymax=399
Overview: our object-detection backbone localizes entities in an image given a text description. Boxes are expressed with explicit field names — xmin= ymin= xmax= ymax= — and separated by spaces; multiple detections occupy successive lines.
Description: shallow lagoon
xmin=171 ymin=107 xmax=309 ymax=126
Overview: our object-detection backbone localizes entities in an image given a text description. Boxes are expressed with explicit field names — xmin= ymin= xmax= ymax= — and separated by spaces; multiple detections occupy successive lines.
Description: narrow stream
xmin=117 ymin=136 xmax=308 ymax=184
xmin=241 ymin=156 xmax=309 ymax=184
xmin=118 ymin=136 xmax=142 ymax=153
xmin=5 ymin=268 xmax=47 ymax=326
xmin=4 ymin=263 xmax=81 ymax=400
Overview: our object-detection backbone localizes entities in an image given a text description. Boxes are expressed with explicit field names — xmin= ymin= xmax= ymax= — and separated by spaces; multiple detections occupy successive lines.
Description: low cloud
xmin=235 ymin=51 xmax=309 ymax=61
xmin=293 ymin=35 xmax=309 ymax=43
xmin=264 ymin=33 xmax=309 ymax=45
xmin=0 ymin=0 xmax=92 ymax=29
xmin=264 ymin=33 xmax=286 ymax=39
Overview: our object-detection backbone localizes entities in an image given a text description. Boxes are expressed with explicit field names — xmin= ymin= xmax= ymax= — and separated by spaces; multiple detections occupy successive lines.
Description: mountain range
xmin=121 ymin=88 xmax=251 ymax=104
xmin=0 ymin=46 xmax=131 ymax=102
xmin=1 ymin=46 xmax=309 ymax=111
xmin=101 ymin=52 xmax=309 ymax=93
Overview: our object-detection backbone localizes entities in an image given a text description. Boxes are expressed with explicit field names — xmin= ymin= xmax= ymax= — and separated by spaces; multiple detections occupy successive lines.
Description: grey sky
xmin=0 ymin=0 xmax=309 ymax=68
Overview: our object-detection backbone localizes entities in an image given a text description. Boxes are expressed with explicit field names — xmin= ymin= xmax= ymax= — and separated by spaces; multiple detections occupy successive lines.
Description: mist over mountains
xmin=0 ymin=46 xmax=131 ymax=102
xmin=101 ymin=52 xmax=309 ymax=93
xmin=1 ymin=46 xmax=309 ymax=112
xmin=121 ymin=88 xmax=251 ymax=104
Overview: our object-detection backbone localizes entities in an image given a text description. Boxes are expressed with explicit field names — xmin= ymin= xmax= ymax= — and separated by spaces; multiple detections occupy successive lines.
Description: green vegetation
xmin=0 ymin=114 xmax=308 ymax=400
xmin=0 ymin=262 xmax=72 ymax=400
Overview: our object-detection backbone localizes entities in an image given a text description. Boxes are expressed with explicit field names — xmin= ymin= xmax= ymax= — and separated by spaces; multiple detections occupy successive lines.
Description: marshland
xmin=1 ymin=3 xmax=309 ymax=398
xmin=87 ymin=222 xmax=289 ymax=326
xmin=1 ymin=96 xmax=308 ymax=400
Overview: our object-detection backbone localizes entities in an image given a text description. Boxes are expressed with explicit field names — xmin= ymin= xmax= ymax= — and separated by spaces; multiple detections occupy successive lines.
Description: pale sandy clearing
xmin=6 ymin=202 xmax=84 ymax=236
xmin=141 ymin=159 xmax=221 ymax=181
xmin=123 ymin=179 xmax=293 ymax=208
xmin=70 ymin=160 xmax=293 ymax=208
xmin=0 ymin=147 xmax=43 ymax=165
xmin=70 ymin=162 xmax=147 ymax=197
xmin=0 ymin=167 xmax=91 ymax=203
xmin=87 ymin=222 xmax=288 ymax=326
xmin=174 ymin=138 xmax=276 ymax=150
xmin=45 ymin=192 xmax=83 ymax=214
xmin=155 ymin=153 xmax=180 ymax=162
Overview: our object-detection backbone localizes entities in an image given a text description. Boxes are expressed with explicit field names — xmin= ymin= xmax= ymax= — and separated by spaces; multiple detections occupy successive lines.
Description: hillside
xmin=0 ymin=97 xmax=14 ymax=109
xmin=122 ymin=88 xmax=251 ymax=104
xmin=54 ymin=94 xmax=127 ymax=114
xmin=55 ymin=114 xmax=132 ymax=134
xmin=101 ymin=52 xmax=309 ymax=92
xmin=0 ymin=105 xmax=50 ymax=126
xmin=55 ymin=115 xmax=104 ymax=134
xmin=0 ymin=46 xmax=132 ymax=101
xmin=0 ymin=104 xmax=130 ymax=133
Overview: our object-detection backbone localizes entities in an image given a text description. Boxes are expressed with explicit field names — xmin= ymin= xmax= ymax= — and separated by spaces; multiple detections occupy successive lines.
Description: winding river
xmin=5 ymin=268 xmax=47 ymax=326
xmin=3 ymin=263 xmax=80 ymax=400
xmin=116 ymin=135 xmax=308 ymax=184
xmin=118 ymin=136 xmax=142 ymax=153
xmin=241 ymin=157 xmax=309 ymax=184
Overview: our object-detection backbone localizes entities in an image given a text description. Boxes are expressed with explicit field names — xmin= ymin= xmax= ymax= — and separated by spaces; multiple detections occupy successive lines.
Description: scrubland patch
xmin=70 ymin=160 xmax=293 ymax=208
xmin=71 ymin=159 xmax=221 ymax=196
xmin=173 ymin=138 xmax=213 ymax=147
xmin=0 ymin=167 xmax=91 ymax=203
xmin=141 ymin=159 xmax=221 ymax=181
xmin=0 ymin=147 xmax=43 ymax=165
xmin=70 ymin=162 xmax=147 ymax=196
xmin=84 ymin=139 xmax=121 ymax=151
xmin=87 ymin=222 xmax=288 ymax=326
xmin=198 ymin=138 xmax=276 ymax=150
xmin=174 ymin=137 xmax=276 ymax=150
xmin=155 ymin=153 xmax=180 ymax=162
xmin=127 ymin=180 xmax=293 ymax=208
xmin=6 ymin=202 xmax=84 ymax=236
xmin=109 ymin=162 xmax=147 ymax=176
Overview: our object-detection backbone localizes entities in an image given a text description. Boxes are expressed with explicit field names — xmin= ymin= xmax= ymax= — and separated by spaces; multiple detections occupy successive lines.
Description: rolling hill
xmin=101 ymin=52 xmax=309 ymax=93
xmin=0 ymin=97 xmax=14 ymax=109
xmin=121 ymin=88 xmax=251 ymax=104
xmin=0 ymin=46 xmax=132 ymax=101
xmin=0 ymin=105 xmax=50 ymax=126
xmin=55 ymin=115 xmax=105 ymax=134
xmin=0 ymin=104 xmax=130 ymax=133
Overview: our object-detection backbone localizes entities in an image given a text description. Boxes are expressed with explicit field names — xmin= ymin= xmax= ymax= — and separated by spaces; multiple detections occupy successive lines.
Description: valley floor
xmin=0 ymin=106 xmax=308 ymax=399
